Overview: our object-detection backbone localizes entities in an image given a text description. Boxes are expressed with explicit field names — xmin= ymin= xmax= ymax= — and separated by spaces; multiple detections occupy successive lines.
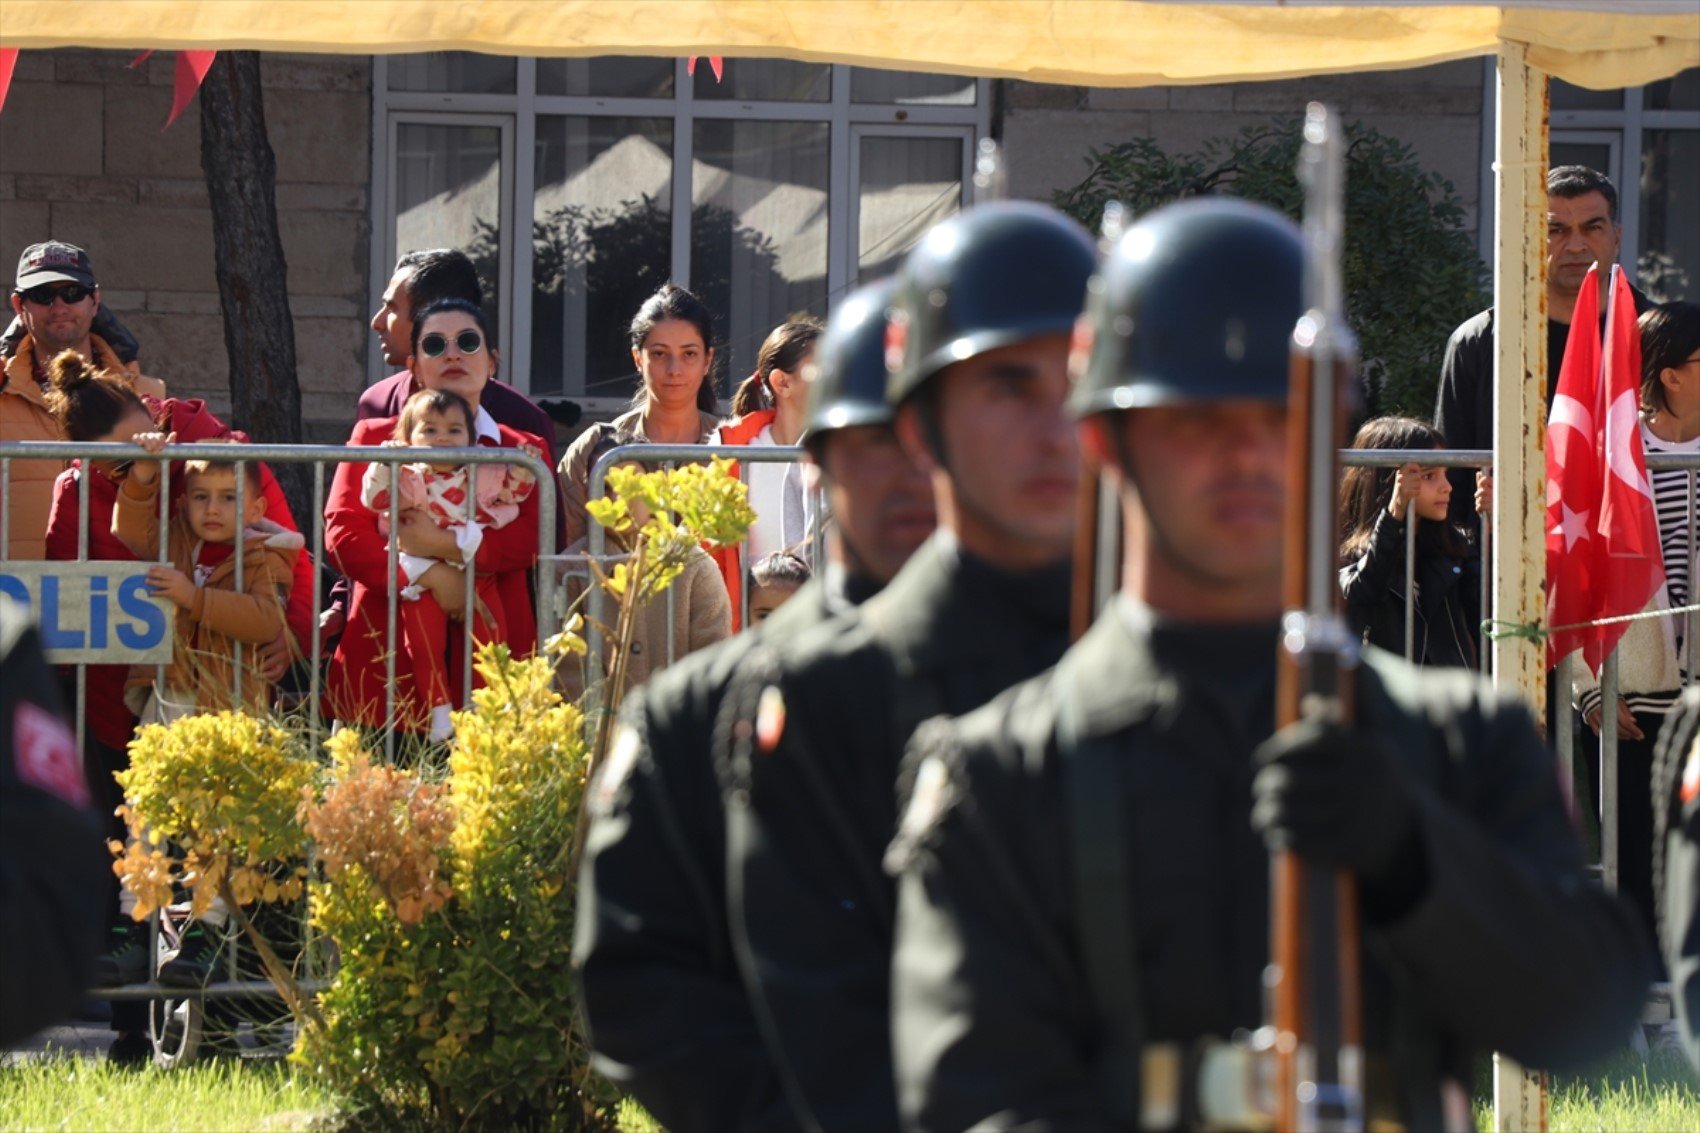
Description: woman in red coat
xmin=324 ymin=299 xmax=544 ymax=735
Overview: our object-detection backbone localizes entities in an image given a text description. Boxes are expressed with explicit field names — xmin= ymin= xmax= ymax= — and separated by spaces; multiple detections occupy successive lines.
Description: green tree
xmin=1054 ymin=117 xmax=1489 ymax=418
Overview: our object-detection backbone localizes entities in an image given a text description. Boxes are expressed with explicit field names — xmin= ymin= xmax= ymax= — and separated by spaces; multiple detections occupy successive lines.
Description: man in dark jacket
xmin=1433 ymin=165 xmax=1648 ymax=526
xmin=0 ymin=595 xmax=107 ymax=1047
xmin=713 ymin=202 xmax=1096 ymax=1132
xmin=573 ymin=277 xmax=935 ymax=1132
xmin=889 ymin=199 xmax=1651 ymax=1132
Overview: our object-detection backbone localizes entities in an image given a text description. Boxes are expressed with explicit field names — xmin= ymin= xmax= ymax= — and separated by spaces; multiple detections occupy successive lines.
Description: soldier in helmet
xmin=712 ymin=201 xmax=1096 ymax=1131
xmin=573 ymin=277 xmax=936 ymax=1132
xmin=1655 ymin=688 xmax=1700 ymax=1069
xmin=887 ymin=198 xmax=1651 ymax=1131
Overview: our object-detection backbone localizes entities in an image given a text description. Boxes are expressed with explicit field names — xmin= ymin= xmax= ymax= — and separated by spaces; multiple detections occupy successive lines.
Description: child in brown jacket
xmin=112 ymin=432 xmax=301 ymax=721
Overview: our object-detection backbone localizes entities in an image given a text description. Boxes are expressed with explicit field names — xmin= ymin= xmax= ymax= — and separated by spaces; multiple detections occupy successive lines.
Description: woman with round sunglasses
xmin=558 ymin=283 xmax=721 ymax=547
xmin=324 ymin=299 xmax=548 ymax=735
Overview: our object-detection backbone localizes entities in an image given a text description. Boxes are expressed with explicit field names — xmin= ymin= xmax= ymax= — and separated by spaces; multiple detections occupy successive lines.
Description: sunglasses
xmin=18 ymin=283 xmax=93 ymax=306
xmin=418 ymin=330 xmax=485 ymax=359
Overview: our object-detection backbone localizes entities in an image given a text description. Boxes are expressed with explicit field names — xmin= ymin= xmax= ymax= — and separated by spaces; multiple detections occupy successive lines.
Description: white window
xmin=1550 ymin=69 xmax=1700 ymax=303
xmin=371 ymin=54 xmax=989 ymax=410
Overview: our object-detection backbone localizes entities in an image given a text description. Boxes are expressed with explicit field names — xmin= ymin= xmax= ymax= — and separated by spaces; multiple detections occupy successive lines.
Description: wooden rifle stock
xmin=1268 ymin=103 xmax=1364 ymax=1133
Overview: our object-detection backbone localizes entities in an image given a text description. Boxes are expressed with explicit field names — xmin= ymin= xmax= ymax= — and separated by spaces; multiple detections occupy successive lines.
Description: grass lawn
xmin=2 ymin=1047 xmax=1691 ymax=1131
xmin=0 ymin=1056 xmax=660 ymax=1132
xmin=0 ymin=1057 xmax=331 ymax=1132
xmin=1475 ymin=1047 xmax=1700 ymax=1132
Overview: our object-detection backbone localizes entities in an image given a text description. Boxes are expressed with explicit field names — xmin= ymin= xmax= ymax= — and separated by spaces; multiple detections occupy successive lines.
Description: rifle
xmin=1071 ymin=202 xmax=1128 ymax=642
xmin=1267 ymin=102 xmax=1365 ymax=1133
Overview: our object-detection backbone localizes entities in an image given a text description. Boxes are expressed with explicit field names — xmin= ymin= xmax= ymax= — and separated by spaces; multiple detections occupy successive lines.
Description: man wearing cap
xmin=2 ymin=242 xmax=164 ymax=559
xmin=709 ymin=202 xmax=1096 ymax=1131
xmin=574 ymin=277 xmax=937 ymax=1132
xmin=887 ymin=198 xmax=1650 ymax=1132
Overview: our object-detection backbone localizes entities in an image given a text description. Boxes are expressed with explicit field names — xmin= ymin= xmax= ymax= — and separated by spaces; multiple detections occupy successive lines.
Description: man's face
xmin=816 ymin=424 xmax=936 ymax=583
xmin=11 ymin=282 xmax=100 ymax=356
xmin=903 ymin=333 xmax=1079 ymax=570
xmin=1112 ymin=399 xmax=1287 ymax=598
xmin=1547 ymin=191 xmax=1620 ymax=298
xmin=371 ymin=269 xmax=416 ymax=368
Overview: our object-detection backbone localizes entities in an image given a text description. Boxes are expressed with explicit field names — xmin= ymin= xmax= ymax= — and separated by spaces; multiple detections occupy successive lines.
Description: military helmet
xmin=886 ymin=201 xmax=1097 ymax=408
xmin=803 ymin=277 xmax=899 ymax=446
xmin=1070 ymin=197 xmax=1303 ymax=418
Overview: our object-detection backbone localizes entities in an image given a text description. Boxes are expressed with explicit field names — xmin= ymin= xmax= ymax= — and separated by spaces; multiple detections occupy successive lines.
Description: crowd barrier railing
xmin=0 ymin=440 xmax=556 ymax=762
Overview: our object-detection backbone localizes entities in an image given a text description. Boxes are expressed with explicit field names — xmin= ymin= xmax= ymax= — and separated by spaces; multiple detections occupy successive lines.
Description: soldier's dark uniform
xmin=574 ymin=279 xmax=908 ymax=1132
xmin=718 ymin=201 xmax=1096 ymax=1132
xmin=1655 ymin=687 xmax=1700 ymax=1070
xmin=888 ymin=200 xmax=1653 ymax=1132
xmin=0 ymin=594 xmax=107 ymax=1046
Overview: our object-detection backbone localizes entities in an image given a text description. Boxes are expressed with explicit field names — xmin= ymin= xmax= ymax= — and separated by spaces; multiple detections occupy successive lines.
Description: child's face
xmin=410 ymin=407 xmax=472 ymax=472
xmin=748 ymin=583 xmax=800 ymax=625
xmin=183 ymin=469 xmax=266 ymax=544
xmin=1411 ymin=454 xmax=1452 ymax=522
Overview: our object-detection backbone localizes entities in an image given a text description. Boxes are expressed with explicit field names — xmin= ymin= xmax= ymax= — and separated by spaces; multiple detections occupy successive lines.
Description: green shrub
xmin=1053 ymin=117 xmax=1490 ymax=418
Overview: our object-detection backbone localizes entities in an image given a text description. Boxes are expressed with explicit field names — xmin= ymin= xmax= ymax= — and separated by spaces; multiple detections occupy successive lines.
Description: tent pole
xmin=1490 ymin=40 xmax=1552 ymax=1133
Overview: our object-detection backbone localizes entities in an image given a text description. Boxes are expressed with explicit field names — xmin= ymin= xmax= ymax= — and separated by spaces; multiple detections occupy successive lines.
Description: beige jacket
xmin=557 ymin=539 xmax=731 ymax=701
xmin=557 ymin=407 xmax=720 ymax=547
xmin=1572 ymin=583 xmax=1684 ymax=720
xmin=113 ymin=475 xmax=300 ymax=715
xmin=0 ymin=334 xmax=164 ymax=559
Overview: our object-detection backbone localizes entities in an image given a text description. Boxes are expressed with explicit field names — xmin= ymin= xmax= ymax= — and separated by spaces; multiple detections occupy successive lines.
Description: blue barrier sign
xmin=0 ymin=561 xmax=172 ymax=664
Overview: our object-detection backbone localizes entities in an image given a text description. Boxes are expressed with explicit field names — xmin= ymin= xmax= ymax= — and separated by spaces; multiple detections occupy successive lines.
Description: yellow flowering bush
xmin=580 ymin=456 xmax=755 ymax=761
xmin=300 ymin=643 xmax=616 ymax=1130
xmin=116 ymin=712 xmax=315 ymax=920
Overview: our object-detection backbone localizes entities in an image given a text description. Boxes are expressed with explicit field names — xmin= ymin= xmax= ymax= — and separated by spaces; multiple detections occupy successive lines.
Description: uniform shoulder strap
xmin=1057 ymin=676 xmax=1144 ymax=1126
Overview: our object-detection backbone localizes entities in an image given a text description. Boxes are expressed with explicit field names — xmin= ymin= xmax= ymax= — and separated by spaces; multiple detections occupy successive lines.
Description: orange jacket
xmin=0 ymin=334 xmax=164 ymax=559
xmin=707 ymin=408 xmax=777 ymax=630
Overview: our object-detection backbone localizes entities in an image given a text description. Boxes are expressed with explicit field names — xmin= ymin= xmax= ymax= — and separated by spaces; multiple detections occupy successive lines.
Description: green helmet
xmin=803 ymin=277 xmax=899 ymax=447
xmin=1070 ymin=198 xmax=1303 ymax=418
xmin=886 ymin=201 xmax=1097 ymax=408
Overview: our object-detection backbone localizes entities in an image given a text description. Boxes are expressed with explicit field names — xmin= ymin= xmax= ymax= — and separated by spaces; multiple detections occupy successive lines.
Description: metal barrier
xmin=577 ymin=442 xmax=824 ymax=718
xmin=0 ymin=439 xmax=555 ymax=1052
xmin=2 ymin=439 xmax=556 ymax=764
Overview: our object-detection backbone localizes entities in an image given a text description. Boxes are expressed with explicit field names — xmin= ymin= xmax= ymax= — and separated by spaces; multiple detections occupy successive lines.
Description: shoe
xmin=107 ymin=1030 xmax=152 ymax=1066
xmin=95 ymin=923 xmax=151 ymax=987
xmin=157 ymin=922 xmax=224 ymax=989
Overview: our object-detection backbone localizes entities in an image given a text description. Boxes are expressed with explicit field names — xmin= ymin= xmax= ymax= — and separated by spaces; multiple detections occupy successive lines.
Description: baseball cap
xmin=15 ymin=242 xmax=98 ymax=291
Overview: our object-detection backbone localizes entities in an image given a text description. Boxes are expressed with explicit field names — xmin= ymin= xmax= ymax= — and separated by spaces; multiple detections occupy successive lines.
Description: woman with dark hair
xmin=324 ymin=298 xmax=545 ymax=734
xmin=708 ymin=318 xmax=823 ymax=627
xmin=1337 ymin=415 xmax=1482 ymax=668
xmin=558 ymin=283 xmax=721 ymax=546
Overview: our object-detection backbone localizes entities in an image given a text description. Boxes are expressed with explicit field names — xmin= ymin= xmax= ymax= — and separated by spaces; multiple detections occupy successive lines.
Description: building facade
xmin=1 ymin=49 xmax=1694 ymax=442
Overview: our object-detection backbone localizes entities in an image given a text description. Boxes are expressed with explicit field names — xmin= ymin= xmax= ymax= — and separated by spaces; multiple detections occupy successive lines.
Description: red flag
xmin=686 ymin=56 xmax=725 ymax=82
xmin=166 ymin=51 xmax=217 ymax=130
xmin=0 ymin=49 xmax=18 ymax=116
xmin=129 ymin=49 xmax=217 ymax=129
xmin=1544 ymin=265 xmax=1666 ymax=673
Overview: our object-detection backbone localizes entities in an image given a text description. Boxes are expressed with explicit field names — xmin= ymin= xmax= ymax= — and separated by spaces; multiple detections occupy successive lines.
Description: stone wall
xmin=1002 ymin=61 xmax=1487 ymax=242
xmin=0 ymin=49 xmax=372 ymax=441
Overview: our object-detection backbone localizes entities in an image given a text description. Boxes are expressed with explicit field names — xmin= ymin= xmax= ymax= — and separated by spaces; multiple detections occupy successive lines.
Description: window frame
xmin=370 ymin=55 xmax=991 ymax=404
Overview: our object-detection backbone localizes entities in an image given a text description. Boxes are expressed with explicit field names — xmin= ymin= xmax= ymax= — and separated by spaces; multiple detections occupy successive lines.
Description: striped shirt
xmin=1643 ymin=420 xmax=1698 ymax=670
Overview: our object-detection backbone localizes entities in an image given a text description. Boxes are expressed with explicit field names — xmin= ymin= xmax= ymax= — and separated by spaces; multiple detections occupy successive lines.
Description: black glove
xmin=1252 ymin=715 xmax=1422 ymax=894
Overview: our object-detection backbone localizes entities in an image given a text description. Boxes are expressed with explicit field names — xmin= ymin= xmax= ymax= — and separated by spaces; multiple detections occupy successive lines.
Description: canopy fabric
xmin=1 ymin=2 xmax=1694 ymax=90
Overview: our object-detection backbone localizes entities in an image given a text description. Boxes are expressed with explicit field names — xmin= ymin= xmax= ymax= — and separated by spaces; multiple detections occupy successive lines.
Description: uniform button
xmin=631 ymin=642 xmax=643 ymax=655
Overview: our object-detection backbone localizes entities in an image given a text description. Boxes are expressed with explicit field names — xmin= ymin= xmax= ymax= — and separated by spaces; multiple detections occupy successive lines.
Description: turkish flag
xmin=1544 ymin=265 xmax=1665 ymax=673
